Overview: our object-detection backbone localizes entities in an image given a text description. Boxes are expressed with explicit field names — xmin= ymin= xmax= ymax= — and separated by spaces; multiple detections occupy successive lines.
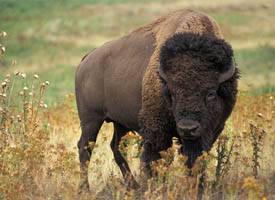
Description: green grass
xmin=235 ymin=45 xmax=275 ymax=73
xmin=252 ymin=83 xmax=275 ymax=94
xmin=234 ymin=45 xmax=275 ymax=92
xmin=40 ymin=64 xmax=76 ymax=106
xmin=211 ymin=11 xmax=252 ymax=26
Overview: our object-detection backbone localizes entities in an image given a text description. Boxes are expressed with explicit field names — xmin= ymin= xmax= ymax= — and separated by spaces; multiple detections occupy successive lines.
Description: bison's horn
xmin=158 ymin=63 xmax=167 ymax=80
xmin=219 ymin=58 xmax=236 ymax=83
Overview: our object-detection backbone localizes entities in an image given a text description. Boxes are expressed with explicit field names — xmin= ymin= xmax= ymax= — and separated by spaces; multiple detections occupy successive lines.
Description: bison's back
xmin=75 ymin=9 xmax=223 ymax=130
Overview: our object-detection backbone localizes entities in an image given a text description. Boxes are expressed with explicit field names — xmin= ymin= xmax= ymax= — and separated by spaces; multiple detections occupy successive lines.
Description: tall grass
xmin=1 ymin=66 xmax=273 ymax=199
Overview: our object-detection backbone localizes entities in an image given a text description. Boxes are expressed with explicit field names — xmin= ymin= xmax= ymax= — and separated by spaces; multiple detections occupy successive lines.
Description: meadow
xmin=0 ymin=0 xmax=274 ymax=199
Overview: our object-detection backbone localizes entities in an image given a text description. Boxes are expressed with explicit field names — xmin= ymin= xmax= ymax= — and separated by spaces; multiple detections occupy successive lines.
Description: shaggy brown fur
xmin=75 ymin=9 xmax=239 ymax=190
xmin=137 ymin=9 xmax=230 ymax=163
xmin=156 ymin=32 xmax=238 ymax=167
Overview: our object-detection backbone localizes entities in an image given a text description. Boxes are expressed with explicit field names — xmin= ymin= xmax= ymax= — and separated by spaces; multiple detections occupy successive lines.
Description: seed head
xmin=1 ymin=46 xmax=5 ymax=53
xmin=41 ymin=83 xmax=46 ymax=88
xmin=45 ymin=81 xmax=50 ymax=86
xmin=17 ymin=115 xmax=21 ymax=122
xmin=21 ymin=73 xmax=26 ymax=79
xmin=33 ymin=74 xmax=39 ymax=79
xmin=1 ymin=82 xmax=7 ymax=88
xmin=23 ymin=86 xmax=28 ymax=91
xmin=14 ymin=70 xmax=19 ymax=76
xmin=1 ymin=31 xmax=7 ymax=38
xmin=29 ymin=92 xmax=33 ymax=96
xmin=19 ymin=91 xmax=24 ymax=96
xmin=44 ymin=104 xmax=48 ymax=108
xmin=12 ymin=60 xmax=17 ymax=66
xmin=6 ymin=74 xmax=10 ymax=78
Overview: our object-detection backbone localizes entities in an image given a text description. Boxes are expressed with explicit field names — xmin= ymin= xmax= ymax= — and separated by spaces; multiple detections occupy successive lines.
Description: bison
xmin=75 ymin=9 xmax=239 ymax=190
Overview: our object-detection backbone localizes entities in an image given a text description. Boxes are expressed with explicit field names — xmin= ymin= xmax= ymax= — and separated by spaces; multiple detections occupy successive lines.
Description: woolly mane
xmin=159 ymin=32 xmax=234 ymax=73
xmin=138 ymin=9 xmax=238 ymax=168
xmin=139 ymin=9 xmax=225 ymax=151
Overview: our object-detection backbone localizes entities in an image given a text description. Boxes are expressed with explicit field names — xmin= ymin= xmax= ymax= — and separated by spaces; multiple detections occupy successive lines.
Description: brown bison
xmin=75 ymin=9 xmax=239 ymax=190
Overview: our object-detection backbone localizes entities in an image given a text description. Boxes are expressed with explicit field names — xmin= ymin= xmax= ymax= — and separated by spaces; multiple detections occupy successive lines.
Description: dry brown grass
xmin=0 ymin=71 xmax=274 ymax=199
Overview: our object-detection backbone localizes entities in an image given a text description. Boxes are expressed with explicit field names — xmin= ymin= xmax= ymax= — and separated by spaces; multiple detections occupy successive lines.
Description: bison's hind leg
xmin=111 ymin=122 xmax=139 ymax=189
xmin=78 ymin=117 xmax=104 ymax=192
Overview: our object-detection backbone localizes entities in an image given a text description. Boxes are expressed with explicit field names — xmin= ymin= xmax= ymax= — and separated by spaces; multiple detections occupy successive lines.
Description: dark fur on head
xmin=160 ymin=32 xmax=234 ymax=74
xmin=158 ymin=32 xmax=239 ymax=168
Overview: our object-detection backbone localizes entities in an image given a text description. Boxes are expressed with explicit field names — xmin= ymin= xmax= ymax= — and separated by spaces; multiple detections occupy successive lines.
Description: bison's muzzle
xmin=177 ymin=119 xmax=201 ymax=140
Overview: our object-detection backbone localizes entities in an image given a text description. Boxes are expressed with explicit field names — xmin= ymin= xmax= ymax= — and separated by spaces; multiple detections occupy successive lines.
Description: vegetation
xmin=0 ymin=0 xmax=274 ymax=199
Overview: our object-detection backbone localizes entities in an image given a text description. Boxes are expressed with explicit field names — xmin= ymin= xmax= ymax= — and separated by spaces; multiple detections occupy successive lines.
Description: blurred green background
xmin=0 ymin=0 xmax=274 ymax=105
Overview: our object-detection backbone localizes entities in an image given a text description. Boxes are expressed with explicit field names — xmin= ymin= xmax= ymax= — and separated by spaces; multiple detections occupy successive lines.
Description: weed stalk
xmin=249 ymin=121 xmax=266 ymax=178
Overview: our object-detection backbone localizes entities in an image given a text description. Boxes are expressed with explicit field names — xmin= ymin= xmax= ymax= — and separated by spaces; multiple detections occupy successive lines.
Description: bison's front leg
xmin=141 ymin=143 xmax=161 ymax=178
xmin=140 ymin=127 xmax=173 ymax=178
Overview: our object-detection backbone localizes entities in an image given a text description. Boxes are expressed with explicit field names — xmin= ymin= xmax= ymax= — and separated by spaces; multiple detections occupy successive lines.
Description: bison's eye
xmin=206 ymin=90 xmax=217 ymax=101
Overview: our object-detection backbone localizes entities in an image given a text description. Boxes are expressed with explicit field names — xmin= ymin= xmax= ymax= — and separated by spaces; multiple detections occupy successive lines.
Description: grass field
xmin=0 ymin=0 xmax=275 ymax=199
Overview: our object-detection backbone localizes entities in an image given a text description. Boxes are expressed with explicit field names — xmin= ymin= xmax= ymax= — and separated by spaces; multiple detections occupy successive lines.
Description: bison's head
xmin=159 ymin=33 xmax=239 ymax=168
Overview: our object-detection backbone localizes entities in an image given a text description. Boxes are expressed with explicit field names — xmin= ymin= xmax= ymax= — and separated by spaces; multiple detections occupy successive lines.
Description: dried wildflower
xmin=21 ymin=73 xmax=26 ymax=79
xmin=0 ymin=93 xmax=7 ymax=98
xmin=14 ymin=70 xmax=19 ymax=75
xmin=33 ymin=74 xmax=39 ymax=79
xmin=257 ymin=113 xmax=263 ymax=118
xmin=41 ymin=83 xmax=46 ymax=88
xmin=242 ymin=177 xmax=264 ymax=199
xmin=29 ymin=92 xmax=33 ymax=96
xmin=23 ymin=86 xmax=28 ymax=91
xmin=1 ymin=46 xmax=5 ymax=52
xmin=1 ymin=81 xmax=7 ymax=88
xmin=249 ymin=121 xmax=266 ymax=178
xmin=12 ymin=60 xmax=17 ymax=66
xmin=43 ymin=104 xmax=48 ymax=108
xmin=45 ymin=81 xmax=50 ymax=86
xmin=1 ymin=31 xmax=7 ymax=38
xmin=19 ymin=91 xmax=24 ymax=96
xmin=4 ymin=78 xmax=10 ymax=83
xmin=6 ymin=74 xmax=10 ymax=78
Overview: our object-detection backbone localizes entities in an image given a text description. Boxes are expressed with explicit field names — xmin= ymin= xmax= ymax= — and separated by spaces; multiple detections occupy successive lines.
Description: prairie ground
xmin=0 ymin=0 xmax=274 ymax=199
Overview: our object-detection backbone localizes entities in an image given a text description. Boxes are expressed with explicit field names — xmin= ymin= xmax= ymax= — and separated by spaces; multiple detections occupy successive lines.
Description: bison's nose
xmin=177 ymin=119 xmax=200 ymax=140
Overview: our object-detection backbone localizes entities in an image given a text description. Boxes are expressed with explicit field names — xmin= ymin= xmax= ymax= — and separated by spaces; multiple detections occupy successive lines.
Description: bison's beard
xmin=180 ymin=131 xmax=213 ymax=168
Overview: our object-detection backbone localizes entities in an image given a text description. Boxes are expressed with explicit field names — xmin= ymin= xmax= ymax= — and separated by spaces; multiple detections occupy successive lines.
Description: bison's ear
xmin=218 ymin=58 xmax=236 ymax=83
xmin=158 ymin=63 xmax=167 ymax=81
